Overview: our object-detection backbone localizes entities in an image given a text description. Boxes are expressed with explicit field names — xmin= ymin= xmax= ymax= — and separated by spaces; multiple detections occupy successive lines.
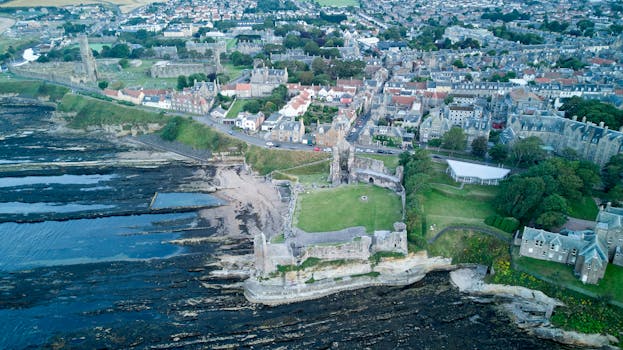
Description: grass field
xmin=100 ymin=59 xmax=178 ymax=90
xmin=0 ymin=0 xmax=159 ymax=13
xmin=422 ymin=185 xmax=498 ymax=239
xmin=245 ymin=146 xmax=330 ymax=175
xmin=222 ymin=63 xmax=245 ymax=83
xmin=295 ymin=184 xmax=402 ymax=233
xmin=0 ymin=80 xmax=68 ymax=102
xmin=313 ymin=0 xmax=359 ymax=7
xmin=58 ymin=94 xmax=165 ymax=129
xmin=170 ymin=117 xmax=244 ymax=151
xmin=513 ymin=250 xmax=623 ymax=303
xmin=567 ymin=195 xmax=599 ymax=220
xmin=225 ymin=99 xmax=247 ymax=118
xmin=358 ymin=154 xmax=399 ymax=172
xmin=0 ymin=35 xmax=38 ymax=56
xmin=275 ymin=160 xmax=331 ymax=185
xmin=428 ymin=229 xmax=509 ymax=265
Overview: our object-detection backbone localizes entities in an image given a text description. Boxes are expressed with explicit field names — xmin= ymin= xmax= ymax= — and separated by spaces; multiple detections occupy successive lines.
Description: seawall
xmin=244 ymin=253 xmax=454 ymax=306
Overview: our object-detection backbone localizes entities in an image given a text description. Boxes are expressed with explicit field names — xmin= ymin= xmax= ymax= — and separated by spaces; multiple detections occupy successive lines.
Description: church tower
xmin=77 ymin=34 xmax=98 ymax=83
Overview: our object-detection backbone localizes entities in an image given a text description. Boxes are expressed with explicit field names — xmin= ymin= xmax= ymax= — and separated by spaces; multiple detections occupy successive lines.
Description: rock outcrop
xmin=450 ymin=268 xmax=619 ymax=349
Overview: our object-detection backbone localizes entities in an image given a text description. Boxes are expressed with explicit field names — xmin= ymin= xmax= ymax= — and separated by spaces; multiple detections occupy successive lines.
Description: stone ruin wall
xmin=372 ymin=224 xmax=408 ymax=255
xmin=301 ymin=236 xmax=372 ymax=262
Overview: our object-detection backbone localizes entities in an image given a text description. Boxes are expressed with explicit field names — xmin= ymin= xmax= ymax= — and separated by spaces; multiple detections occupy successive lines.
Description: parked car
xmin=266 ymin=142 xmax=274 ymax=147
xmin=313 ymin=147 xmax=321 ymax=152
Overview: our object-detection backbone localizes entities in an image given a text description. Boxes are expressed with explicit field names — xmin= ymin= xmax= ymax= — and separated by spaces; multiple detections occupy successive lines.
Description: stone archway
xmin=369 ymin=177 xmax=374 ymax=184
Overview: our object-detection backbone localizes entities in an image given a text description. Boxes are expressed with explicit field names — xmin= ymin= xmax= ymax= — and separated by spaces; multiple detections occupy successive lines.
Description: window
xmin=572 ymin=248 xmax=577 ymax=255
xmin=550 ymin=243 xmax=555 ymax=250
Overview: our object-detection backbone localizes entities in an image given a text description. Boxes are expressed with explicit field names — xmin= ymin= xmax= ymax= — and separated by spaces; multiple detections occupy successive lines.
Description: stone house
xmin=594 ymin=203 xmax=623 ymax=260
xmin=520 ymin=202 xmax=623 ymax=284
xmin=270 ymin=118 xmax=305 ymax=143
xmin=235 ymin=111 xmax=265 ymax=132
xmin=503 ymin=112 xmax=623 ymax=166
xmin=520 ymin=227 xmax=607 ymax=284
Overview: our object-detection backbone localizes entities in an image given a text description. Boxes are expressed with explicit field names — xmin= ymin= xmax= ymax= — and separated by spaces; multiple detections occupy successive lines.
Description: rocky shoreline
xmin=243 ymin=252 xmax=454 ymax=306
xmin=450 ymin=267 xmax=620 ymax=349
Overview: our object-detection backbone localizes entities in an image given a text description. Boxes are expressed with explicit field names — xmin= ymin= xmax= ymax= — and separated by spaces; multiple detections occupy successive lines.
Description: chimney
xmin=572 ymin=115 xmax=578 ymax=121
xmin=582 ymin=116 xmax=587 ymax=123
xmin=619 ymin=126 xmax=623 ymax=132
xmin=599 ymin=121 xmax=605 ymax=128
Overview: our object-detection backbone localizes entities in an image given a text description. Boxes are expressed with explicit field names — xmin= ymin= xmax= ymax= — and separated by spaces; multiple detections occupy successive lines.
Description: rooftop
xmin=446 ymin=159 xmax=510 ymax=181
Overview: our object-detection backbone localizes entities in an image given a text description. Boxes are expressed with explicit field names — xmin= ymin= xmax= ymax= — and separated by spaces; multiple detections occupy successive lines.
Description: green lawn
xmin=513 ymin=250 xmax=623 ymax=303
xmin=295 ymin=184 xmax=402 ymax=233
xmin=226 ymin=38 xmax=238 ymax=50
xmin=428 ymin=229 xmax=509 ymax=265
xmin=567 ymin=195 xmax=599 ymax=220
xmin=226 ymin=99 xmax=248 ymax=118
xmin=101 ymin=59 xmax=178 ymax=89
xmin=285 ymin=160 xmax=330 ymax=175
xmin=313 ymin=0 xmax=359 ymax=7
xmin=358 ymin=154 xmax=399 ymax=172
xmin=222 ymin=63 xmax=245 ymax=82
xmin=58 ymin=93 xmax=165 ymax=128
xmin=171 ymin=117 xmax=244 ymax=151
xmin=422 ymin=185 xmax=498 ymax=239
xmin=0 ymin=80 xmax=68 ymax=102
xmin=245 ymin=146 xmax=330 ymax=175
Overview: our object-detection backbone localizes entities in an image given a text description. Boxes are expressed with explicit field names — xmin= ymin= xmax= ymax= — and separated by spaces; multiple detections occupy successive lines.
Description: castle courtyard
xmin=293 ymin=184 xmax=402 ymax=233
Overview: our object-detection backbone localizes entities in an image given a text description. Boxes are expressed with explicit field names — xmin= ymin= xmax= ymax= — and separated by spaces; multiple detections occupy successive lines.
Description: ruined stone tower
xmin=329 ymin=137 xmax=355 ymax=186
xmin=77 ymin=34 xmax=98 ymax=83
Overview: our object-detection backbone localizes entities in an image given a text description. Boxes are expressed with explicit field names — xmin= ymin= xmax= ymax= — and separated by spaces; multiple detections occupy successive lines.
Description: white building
xmin=446 ymin=159 xmax=510 ymax=185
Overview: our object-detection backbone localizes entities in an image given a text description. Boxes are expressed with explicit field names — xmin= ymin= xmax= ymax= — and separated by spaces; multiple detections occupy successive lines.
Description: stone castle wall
xmin=302 ymin=236 xmax=372 ymax=262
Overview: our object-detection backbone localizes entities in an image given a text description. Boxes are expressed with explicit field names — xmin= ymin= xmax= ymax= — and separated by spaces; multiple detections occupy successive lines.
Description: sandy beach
xmin=205 ymin=165 xmax=287 ymax=239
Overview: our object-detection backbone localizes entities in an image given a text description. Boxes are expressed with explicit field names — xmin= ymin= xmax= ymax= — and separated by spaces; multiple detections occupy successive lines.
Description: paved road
xmin=427 ymin=225 xmax=512 ymax=244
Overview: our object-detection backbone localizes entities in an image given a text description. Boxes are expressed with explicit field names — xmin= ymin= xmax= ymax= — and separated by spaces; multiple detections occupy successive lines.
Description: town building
xmin=519 ymin=203 xmax=623 ymax=284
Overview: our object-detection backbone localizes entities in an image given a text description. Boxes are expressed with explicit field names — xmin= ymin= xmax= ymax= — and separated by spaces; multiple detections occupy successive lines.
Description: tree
xmin=510 ymin=136 xmax=545 ymax=167
xmin=161 ymin=116 xmax=183 ymax=141
xmin=244 ymin=100 xmax=261 ymax=113
xmin=442 ymin=126 xmax=466 ymax=151
xmin=489 ymin=143 xmax=508 ymax=163
xmin=541 ymin=194 xmax=568 ymax=214
xmin=496 ymin=176 xmax=545 ymax=221
xmin=98 ymin=80 xmax=109 ymax=90
xmin=177 ymin=75 xmax=188 ymax=90
xmin=536 ymin=211 xmax=567 ymax=230
xmin=428 ymin=138 xmax=442 ymax=147
xmin=471 ymin=136 xmax=488 ymax=158
xmin=118 ymin=58 xmax=130 ymax=69
xmin=604 ymin=155 xmax=623 ymax=188
xmin=452 ymin=59 xmax=466 ymax=69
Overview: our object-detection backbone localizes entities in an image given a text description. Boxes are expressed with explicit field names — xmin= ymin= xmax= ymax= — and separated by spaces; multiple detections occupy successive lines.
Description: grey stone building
xmin=519 ymin=227 xmax=608 ymax=284
xmin=504 ymin=112 xmax=623 ymax=166
xmin=519 ymin=203 xmax=623 ymax=284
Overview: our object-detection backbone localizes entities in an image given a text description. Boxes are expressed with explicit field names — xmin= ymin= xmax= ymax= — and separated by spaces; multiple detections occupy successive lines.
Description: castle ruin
xmin=329 ymin=138 xmax=404 ymax=192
